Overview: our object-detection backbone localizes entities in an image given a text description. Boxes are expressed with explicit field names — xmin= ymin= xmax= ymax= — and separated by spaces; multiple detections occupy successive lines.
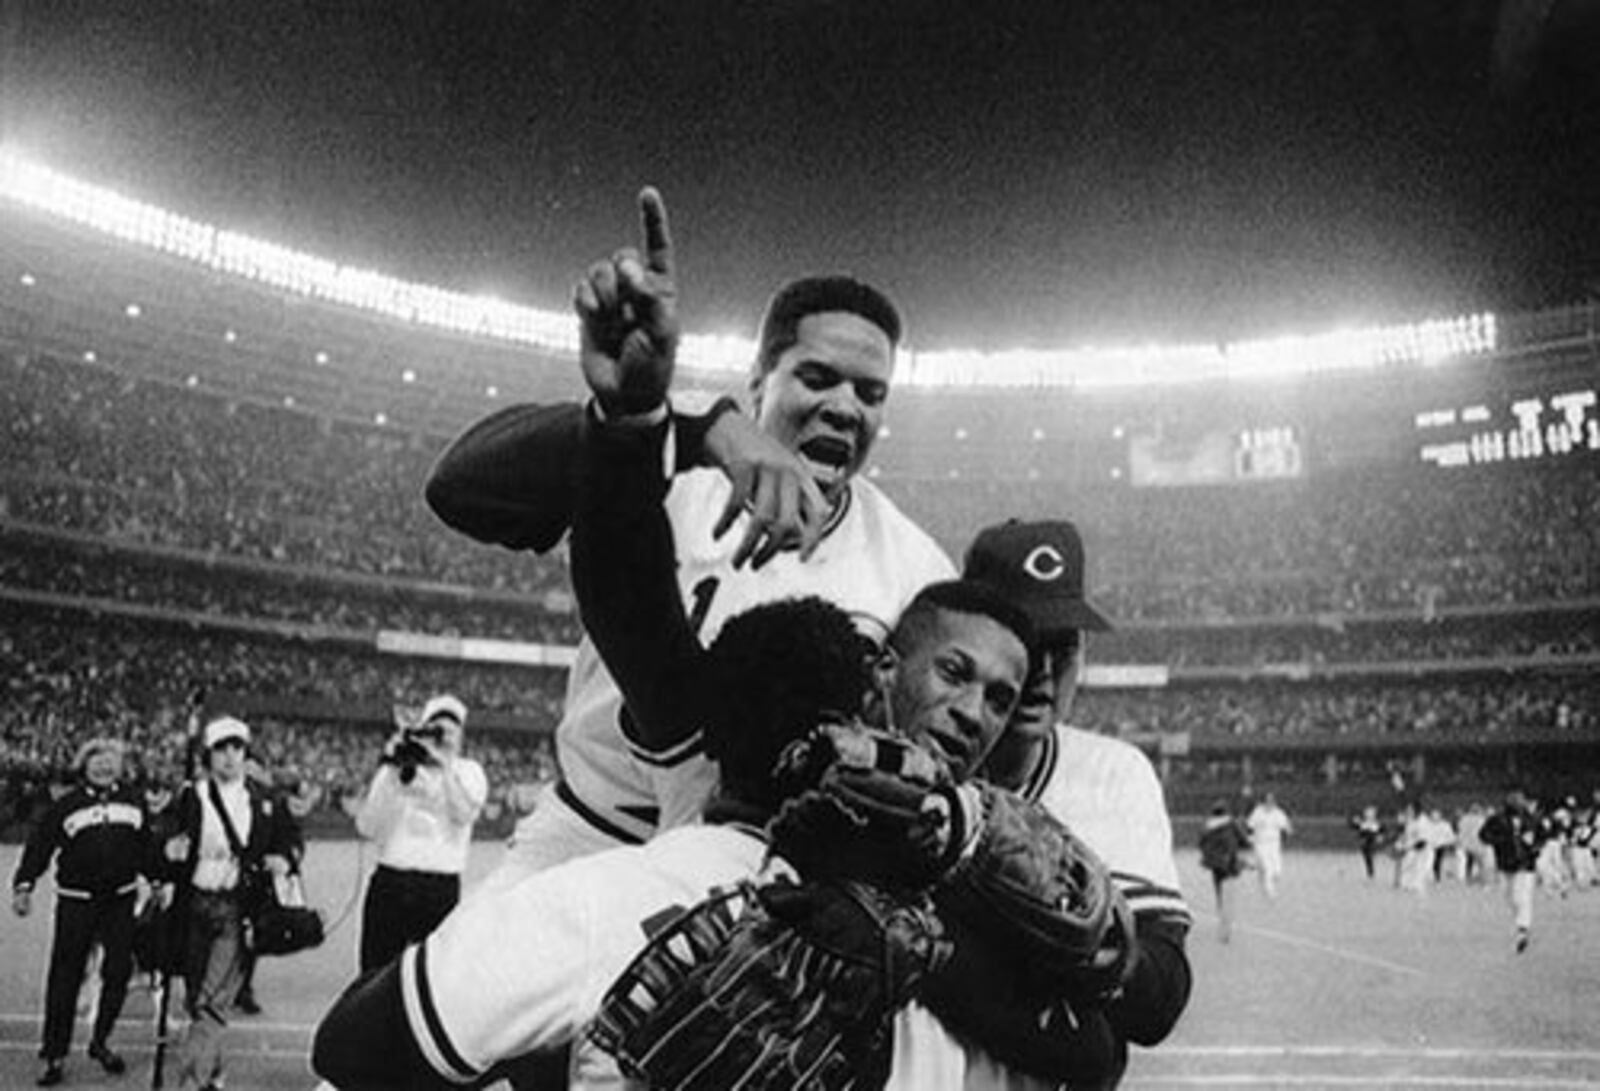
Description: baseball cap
xmin=962 ymin=518 xmax=1112 ymax=639
xmin=421 ymin=694 xmax=467 ymax=728
xmin=74 ymin=736 xmax=126 ymax=770
xmin=203 ymin=716 xmax=252 ymax=750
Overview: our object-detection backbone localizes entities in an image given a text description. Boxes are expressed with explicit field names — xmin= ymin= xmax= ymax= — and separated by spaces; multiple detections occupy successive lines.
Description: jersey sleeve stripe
xmin=555 ymin=780 xmax=648 ymax=845
xmin=1110 ymin=874 xmax=1192 ymax=924
xmin=1016 ymin=728 xmax=1060 ymax=804
xmin=402 ymin=941 xmax=480 ymax=1084
xmin=627 ymin=732 xmax=706 ymax=769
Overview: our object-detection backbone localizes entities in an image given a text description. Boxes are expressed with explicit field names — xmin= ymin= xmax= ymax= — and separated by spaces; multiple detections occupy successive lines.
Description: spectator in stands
xmin=352 ymin=694 xmax=486 ymax=971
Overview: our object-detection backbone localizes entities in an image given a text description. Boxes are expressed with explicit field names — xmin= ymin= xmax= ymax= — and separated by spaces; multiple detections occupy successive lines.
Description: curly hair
xmin=701 ymin=596 xmax=877 ymax=812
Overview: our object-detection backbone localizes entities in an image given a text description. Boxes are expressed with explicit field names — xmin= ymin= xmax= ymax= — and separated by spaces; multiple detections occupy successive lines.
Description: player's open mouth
xmin=798 ymin=436 xmax=854 ymax=482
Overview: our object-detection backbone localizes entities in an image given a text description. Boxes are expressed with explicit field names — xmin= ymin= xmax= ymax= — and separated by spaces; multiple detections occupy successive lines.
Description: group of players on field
xmin=311 ymin=189 xmax=1194 ymax=1090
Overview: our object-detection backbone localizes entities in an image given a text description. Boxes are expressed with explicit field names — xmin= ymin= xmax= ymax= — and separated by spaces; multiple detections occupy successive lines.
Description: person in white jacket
xmin=353 ymin=695 xmax=487 ymax=972
xmin=1246 ymin=792 xmax=1294 ymax=899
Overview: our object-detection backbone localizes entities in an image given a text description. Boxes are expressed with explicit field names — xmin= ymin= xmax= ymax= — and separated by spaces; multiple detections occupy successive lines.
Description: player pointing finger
xmin=575 ymin=187 xmax=680 ymax=416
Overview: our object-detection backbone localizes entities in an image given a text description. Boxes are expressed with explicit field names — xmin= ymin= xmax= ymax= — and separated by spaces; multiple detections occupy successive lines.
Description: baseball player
xmin=425 ymin=189 xmax=953 ymax=891
xmin=566 ymin=378 xmax=1157 ymax=1090
xmin=1480 ymin=788 xmax=1550 ymax=952
xmin=1349 ymin=804 xmax=1387 ymax=881
xmin=1246 ymin=792 xmax=1294 ymax=898
xmin=11 ymin=738 xmax=155 ymax=1087
xmin=1198 ymin=801 xmax=1252 ymax=944
xmin=324 ymin=365 xmax=1173 ymax=1090
xmin=925 ymin=518 xmax=1193 ymax=1088
xmin=311 ymin=580 xmax=1036 ymax=1090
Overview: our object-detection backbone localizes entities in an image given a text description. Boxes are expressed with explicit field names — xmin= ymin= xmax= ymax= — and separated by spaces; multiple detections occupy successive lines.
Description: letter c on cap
xmin=1024 ymin=545 xmax=1065 ymax=583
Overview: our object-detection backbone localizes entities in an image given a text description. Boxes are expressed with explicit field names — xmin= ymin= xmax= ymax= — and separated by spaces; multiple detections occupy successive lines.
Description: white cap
xmin=203 ymin=716 xmax=251 ymax=750
xmin=74 ymin=736 xmax=126 ymax=770
xmin=420 ymin=695 xmax=467 ymax=729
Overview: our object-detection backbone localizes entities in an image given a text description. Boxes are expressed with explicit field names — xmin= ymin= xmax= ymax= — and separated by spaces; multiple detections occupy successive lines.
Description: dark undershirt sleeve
xmin=312 ymin=960 xmax=457 ymax=1091
xmin=569 ymin=411 xmax=712 ymax=753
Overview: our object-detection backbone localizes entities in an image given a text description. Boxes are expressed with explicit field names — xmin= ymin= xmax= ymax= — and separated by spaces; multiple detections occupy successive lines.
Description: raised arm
xmin=564 ymin=189 xmax=713 ymax=752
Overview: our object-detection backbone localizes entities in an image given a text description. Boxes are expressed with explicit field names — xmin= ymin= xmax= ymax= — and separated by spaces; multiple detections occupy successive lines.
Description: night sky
xmin=4 ymin=0 xmax=1599 ymax=349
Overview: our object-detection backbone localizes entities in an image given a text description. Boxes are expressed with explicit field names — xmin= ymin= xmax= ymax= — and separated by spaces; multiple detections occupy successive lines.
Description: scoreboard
xmin=1417 ymin=385 xmax=1600 ymax=468
xmin=1128 ymin=425 xmax=1305 ymax=487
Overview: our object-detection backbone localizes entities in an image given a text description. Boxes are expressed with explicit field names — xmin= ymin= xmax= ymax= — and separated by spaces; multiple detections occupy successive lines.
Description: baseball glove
xmin=590 ymin=876 xmax=951 ymax=1091
xmin=934 ymin=787 xmax=1135 ymax=1008
xmin=767 ymin=720 xmax=980 ymax=892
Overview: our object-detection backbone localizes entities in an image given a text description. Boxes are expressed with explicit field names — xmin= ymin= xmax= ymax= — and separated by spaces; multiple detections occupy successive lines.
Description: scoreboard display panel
xmin=1128 ymin=425 xmax=1304 ymax=487
xmin=1416 ymin=385 xmax=1599 ymax=468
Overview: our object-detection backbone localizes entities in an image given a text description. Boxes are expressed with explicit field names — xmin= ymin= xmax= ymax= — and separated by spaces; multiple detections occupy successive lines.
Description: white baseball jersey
xmin=1247 ymin=803 xmax=1293 ymax=858
xmin=525 ymin=468 xmax=953 ymax=854
xmin=401 ymin=822 xmax=970 ymax=1090
xmin=1016 ymin=724 xmax=1189 ymax=921
xmin=957 ymin=722 xmax=1192 ymax=1091
xmin=404 ymin=824 xmax=767 ymax=1085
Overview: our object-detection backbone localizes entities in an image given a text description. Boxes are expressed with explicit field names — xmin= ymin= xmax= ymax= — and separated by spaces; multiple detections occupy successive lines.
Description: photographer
xmin=354 ymin=694 xmax=487 ymax=971
xmin=163 ymin=716 xmax=298 ymax=1091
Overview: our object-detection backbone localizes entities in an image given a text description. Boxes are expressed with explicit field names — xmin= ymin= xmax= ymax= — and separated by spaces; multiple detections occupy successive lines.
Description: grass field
xmin=3 ymin=842 xmax=1598 ymax=1089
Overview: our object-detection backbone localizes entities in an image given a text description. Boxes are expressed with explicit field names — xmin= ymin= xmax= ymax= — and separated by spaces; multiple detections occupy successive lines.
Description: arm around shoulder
xmin=423 ymin=402 xmax=585 ymax=553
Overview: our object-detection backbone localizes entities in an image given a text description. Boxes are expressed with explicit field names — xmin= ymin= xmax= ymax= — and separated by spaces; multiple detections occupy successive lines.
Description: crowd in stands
xmin=0 ymin=534 xmax=580 ymax=644
xmin=1 ymin=352 xmax=564 ymax=595
xmin=1097 ymin=614 xmax=1600 ymax=668
xmin=5 ymin=344 xmax=1599 ymax=834
xmin=8 ymin=350 xmax=1600 ymax=626
xmin=890 ymin=462 xmax=1600 ymax=620
xmin=1075 ymin=675 xmax=1600 ymax=739
xmin=1 ymin=611 xmax=564 ymax=770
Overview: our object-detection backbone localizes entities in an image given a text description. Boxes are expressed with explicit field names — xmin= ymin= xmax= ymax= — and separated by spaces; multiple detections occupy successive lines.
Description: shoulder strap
xmin=207 ymin=779 xmax=247 ymax=859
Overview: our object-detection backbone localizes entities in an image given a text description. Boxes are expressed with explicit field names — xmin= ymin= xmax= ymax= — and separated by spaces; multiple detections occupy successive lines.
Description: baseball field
xmin=3 ymin=842 xmax=1597 ymax=1089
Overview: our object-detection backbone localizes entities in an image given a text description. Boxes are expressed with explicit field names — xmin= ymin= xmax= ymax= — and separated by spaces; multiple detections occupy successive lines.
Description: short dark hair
xmin=702 ymin=596 xmax=877 ymax=811
xmin=753 ymin=275 xmax=903 ymax=379
xmin=891 ymin=579 xmax=1036 ymax=664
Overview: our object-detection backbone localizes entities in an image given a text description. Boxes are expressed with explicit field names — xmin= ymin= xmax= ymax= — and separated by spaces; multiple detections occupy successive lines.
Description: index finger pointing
xmin=638 ymin=187 xmax=673 ymax=277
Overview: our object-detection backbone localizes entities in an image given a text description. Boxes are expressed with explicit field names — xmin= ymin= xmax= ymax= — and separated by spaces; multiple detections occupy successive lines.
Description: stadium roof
xmin=0 ymin=147 xmax=1506 ymax=390
xmin=2 ymin=2 xmax=1597 ymax=351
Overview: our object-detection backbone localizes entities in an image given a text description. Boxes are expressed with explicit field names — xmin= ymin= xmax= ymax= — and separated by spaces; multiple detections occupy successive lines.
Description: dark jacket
xmin=166 ymin=778 xmax=298 ymax=891
xmin=1199 ymin=816 xmax=1251 ymax=878
xmin=12 ymin=781 xmax=155 ymax=899
xmin=1479 ymin=805 xmax=1546 ymax=873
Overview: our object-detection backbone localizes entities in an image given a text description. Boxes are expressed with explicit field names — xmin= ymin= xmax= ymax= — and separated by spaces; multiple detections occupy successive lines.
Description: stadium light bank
xmin=0 ymin=144 xmax=1496 ymax=390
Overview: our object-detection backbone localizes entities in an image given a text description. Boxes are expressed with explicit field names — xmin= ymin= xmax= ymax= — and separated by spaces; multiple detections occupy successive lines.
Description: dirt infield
xmin=3 ymin=843 xmax=1598 ymax=1089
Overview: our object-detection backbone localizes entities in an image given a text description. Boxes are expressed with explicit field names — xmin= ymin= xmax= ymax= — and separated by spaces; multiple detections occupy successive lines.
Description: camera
xmin=383 ymin=725 xmax=444 ymax=784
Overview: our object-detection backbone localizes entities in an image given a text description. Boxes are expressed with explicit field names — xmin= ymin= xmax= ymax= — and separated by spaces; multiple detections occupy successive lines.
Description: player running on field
xmin=1246 ymin=791 xmax=1294 ymax=899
